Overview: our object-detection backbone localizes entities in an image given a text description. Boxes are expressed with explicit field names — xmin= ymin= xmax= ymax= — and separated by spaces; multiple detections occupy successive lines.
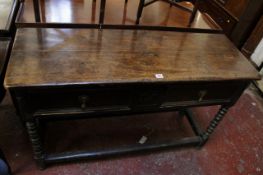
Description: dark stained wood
xmin=0 ymin=39 xmax=11 ymax=75
xmin=230 ymin=1 xmax=263 ymax=48
xmin=224 ymin=0 xmax=250 ymax=18
xmin=33 ymin=0 xmax=41 ymax=22
xmin=197 ymin=0 xmax=237 ymax=36
xmin=242 ymin=15 xmax=263 ymax=58
xmin=198 ymin=0 xmax=263 ymax=48
xmin=20 ymin=81 xmax=240 ymax=115
xmin=0 ymin=38 xmax=11 ymax=101
xmin=4 ymin=28 xmax=259 ymax=88
xmin=5 ymin=28 xmax=259 ymax=168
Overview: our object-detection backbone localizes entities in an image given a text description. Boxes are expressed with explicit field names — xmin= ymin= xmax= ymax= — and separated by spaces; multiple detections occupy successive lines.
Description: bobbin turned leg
xmin=26 ymin=121 xmax=46 ymax=169
xmin=201 ymin=106 xmax=229 ymax=145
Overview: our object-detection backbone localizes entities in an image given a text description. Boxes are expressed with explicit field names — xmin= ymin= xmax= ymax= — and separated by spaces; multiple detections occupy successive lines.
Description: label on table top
xmin=155 ymin=74 xmax=164 ymax=79
xmin=138 ymin=136 xmax=148 ymax=144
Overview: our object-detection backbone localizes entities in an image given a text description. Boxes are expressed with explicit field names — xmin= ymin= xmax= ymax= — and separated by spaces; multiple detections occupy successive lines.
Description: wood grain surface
xmin=4 ymin=28 xmax=260 ymax=88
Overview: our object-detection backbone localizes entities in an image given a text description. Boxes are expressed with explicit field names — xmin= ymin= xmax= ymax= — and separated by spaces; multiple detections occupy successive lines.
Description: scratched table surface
xmin=4 ymin=28 xmax=260 ymax=88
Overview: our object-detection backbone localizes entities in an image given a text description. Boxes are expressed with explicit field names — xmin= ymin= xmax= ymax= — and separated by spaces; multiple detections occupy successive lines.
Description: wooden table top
xmin=4 ymin=28 xmax=260 ymax=88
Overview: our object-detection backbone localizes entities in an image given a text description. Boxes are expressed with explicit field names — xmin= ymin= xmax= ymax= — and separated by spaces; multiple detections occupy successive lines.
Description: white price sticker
xmin=138 ymin=136 xmax=148 ymax=144
xmin=155 ymin=74 xmax=164 ymax=79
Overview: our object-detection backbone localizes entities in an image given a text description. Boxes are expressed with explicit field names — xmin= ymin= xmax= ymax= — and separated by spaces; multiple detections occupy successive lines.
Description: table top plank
xmin=4 ymin=28 xmax=260 ymax=88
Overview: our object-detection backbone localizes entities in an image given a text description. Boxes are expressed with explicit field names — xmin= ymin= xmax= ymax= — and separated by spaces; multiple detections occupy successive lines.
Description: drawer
xmin=27 ymin=84 xmax=167 ymax=114
xmin=27 ymin=86 xmax=132 ymax=112
xmin=198 ymin=0 xmax=237 ymax=36
xmin=161 ymin=81 xmax=241 ymax=107
xmin=25 ymin=81 xmax=242 ymax=115
xmin=130 ymin=84 xmax=166 ymax=110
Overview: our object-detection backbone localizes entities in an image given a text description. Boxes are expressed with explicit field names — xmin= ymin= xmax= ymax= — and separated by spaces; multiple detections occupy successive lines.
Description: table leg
xmin=33 ymin=0 xmax=41 ymax=22
xmin=188 ymin=0 xmax=198 ymax=26
xmin=201 ymin=105 xmax=230 ymax=144
xmin=136 ymin=0 xmax=145 ymax=24
xmin=91 ymin=0 xmax=96 ymax=23
xmin=99 ymin=0 xmax=106 ymax=25
xmin=26 ymin=121 xmax=46 ymax=169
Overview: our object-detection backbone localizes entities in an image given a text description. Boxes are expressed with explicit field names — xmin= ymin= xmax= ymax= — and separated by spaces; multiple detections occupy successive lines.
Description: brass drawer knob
xmin=226 ymin=19 xmax=230 ymax=23
xmin=79 ymin=96 xmax=89 ymax=109
xmin=198 ymin=90 xmax=207 ymax=102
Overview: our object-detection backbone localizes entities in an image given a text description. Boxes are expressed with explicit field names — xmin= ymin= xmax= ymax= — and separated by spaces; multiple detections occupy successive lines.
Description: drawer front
xmin=198 ymin=0 xmax=237 ymax=35
xmin=130 ymin=84 xmax=166 ymax=110
xmin=25 ymin=81 xmax=242 ymax=115
xmin=27 ymin=85 xmax=166 ymax=113
xmin=161 ymin=81 xmax=241 ymax=107
xmin=27 ymin=87 xmax=132 ymax=112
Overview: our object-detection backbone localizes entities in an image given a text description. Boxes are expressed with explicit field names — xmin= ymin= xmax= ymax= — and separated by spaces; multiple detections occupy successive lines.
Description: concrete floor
xmin=0 ymin=86 xmax=263 ymax=175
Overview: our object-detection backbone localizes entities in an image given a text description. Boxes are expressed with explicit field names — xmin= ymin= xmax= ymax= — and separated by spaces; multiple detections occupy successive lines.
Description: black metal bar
xmin=45 ymin=136 xmax=201 ymax=163
xmin=99 ymin=0 xmax=106 ymax=25
xmin=184 ymin=109 xmax=203 ymax=136
xmin=33 ymin=0 xmax=41 ymax=22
